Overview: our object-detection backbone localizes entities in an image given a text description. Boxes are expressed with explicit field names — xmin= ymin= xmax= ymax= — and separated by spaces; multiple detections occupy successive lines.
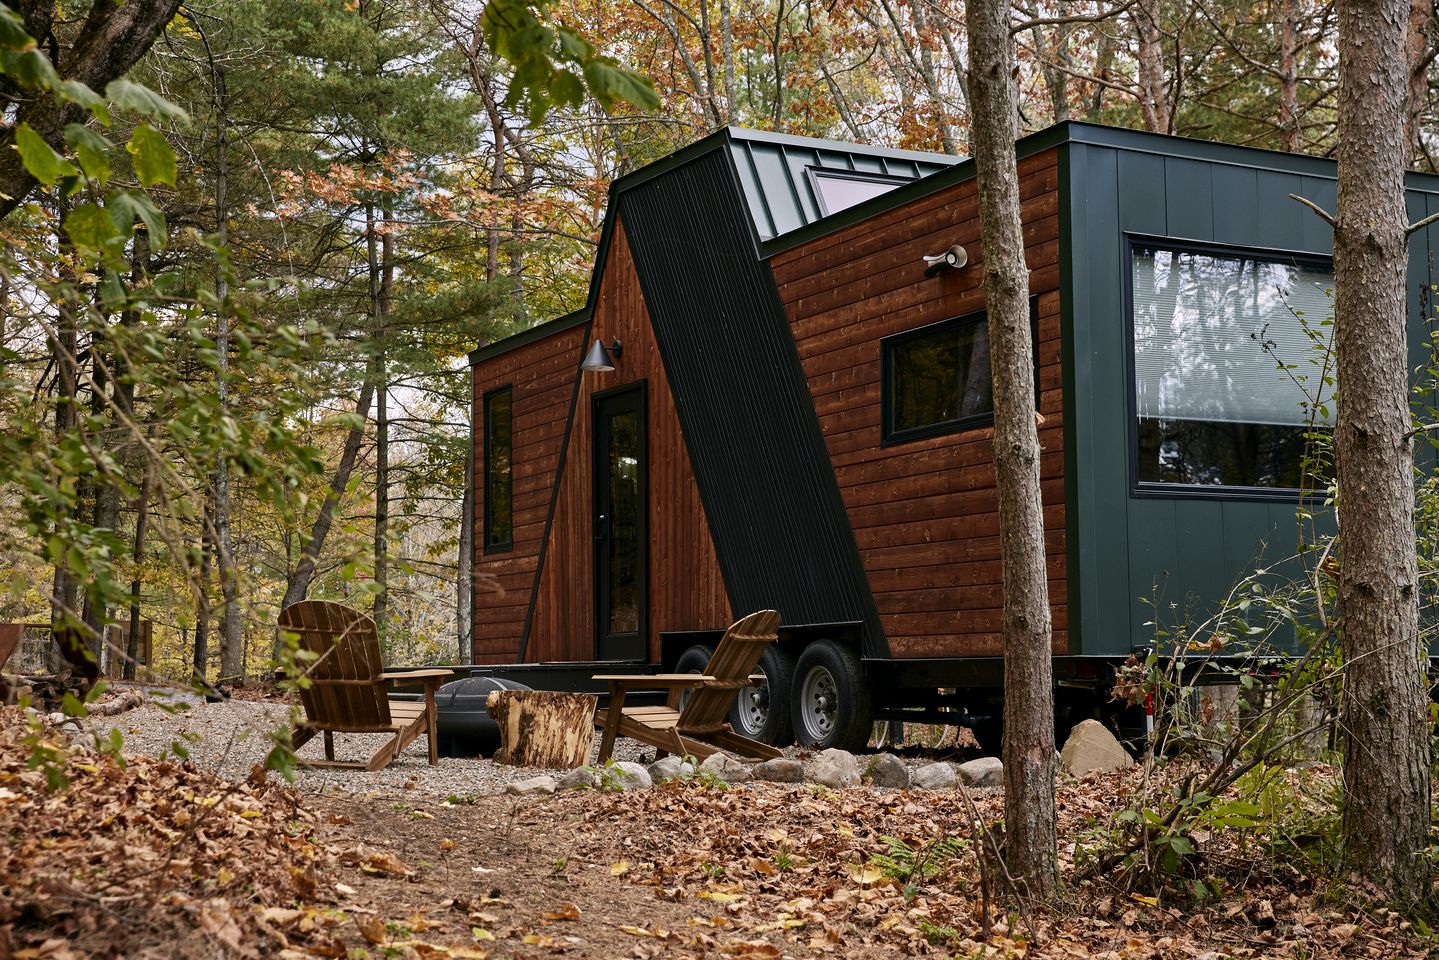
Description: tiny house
xmin=469 ymin=122 xmax=1439 ymax=751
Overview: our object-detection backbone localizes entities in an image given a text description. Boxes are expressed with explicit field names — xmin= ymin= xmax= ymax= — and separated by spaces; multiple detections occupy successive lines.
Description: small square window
xmin=881 ymin=300 xmax=1038 ymax=445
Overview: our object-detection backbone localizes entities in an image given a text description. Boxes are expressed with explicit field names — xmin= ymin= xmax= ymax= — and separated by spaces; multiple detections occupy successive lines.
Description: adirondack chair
xmin=592 ymin=609 xmax=786 ymax=763
xmin=278 ymin=601 xmax=451 ymax=771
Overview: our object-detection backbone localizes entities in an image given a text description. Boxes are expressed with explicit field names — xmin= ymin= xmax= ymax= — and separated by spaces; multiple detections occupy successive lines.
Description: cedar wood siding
xmin=526 ymin=222 xmax=730 ymax=663
xmin=768 ymin=147 xmax=1067 ymax=659
xmin=470 ymin=322 xmax=586 ymax=663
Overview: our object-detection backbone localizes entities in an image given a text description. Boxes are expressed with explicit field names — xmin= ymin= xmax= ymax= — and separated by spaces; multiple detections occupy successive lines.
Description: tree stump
xmin=486 ymin=690 xmax=597 ymax=768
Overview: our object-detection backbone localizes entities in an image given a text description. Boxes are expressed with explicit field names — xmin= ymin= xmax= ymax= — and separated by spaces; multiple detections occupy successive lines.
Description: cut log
xmin=486 ymin=690 xmax=597 ymax=768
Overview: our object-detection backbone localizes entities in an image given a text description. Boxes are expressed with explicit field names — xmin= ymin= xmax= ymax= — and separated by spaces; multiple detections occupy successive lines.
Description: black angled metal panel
xmin=618 ymin=149 xmax=888 ymax=657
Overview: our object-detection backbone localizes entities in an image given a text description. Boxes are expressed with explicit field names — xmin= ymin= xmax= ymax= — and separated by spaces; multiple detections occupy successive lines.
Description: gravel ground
xmin=79 ymin=692 xmax=654 ymax=798
xmin=77 ymin=687 xmax=980 ymax=798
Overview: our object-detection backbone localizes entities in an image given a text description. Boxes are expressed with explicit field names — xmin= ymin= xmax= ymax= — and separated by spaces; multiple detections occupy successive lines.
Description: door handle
xmin=595 ymin=513 xmax=609 ymax=542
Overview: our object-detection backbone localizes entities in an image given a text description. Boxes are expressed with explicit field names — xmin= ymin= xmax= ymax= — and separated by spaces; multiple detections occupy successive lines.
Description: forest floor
xmin=1 ymin=703 xmax=1435 ymax=960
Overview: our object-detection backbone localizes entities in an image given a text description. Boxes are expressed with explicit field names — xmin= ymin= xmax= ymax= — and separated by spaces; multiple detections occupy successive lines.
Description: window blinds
xmin=1131 ymin=246 xmax=1335 ymax=427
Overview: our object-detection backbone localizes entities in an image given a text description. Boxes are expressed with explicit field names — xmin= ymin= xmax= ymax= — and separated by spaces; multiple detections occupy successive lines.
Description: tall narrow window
xmin=484 ymin=386 xmax=513 ymax=551
xmin=1130 ymin=242 xmax=1334 ymax=490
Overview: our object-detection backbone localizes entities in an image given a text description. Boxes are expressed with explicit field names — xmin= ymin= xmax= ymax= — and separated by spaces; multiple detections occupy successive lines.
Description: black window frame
xmin=483 ymin=384 xmax=514 ymax=553
xmin=807 ymin=167 xmax=910 ymax=218
xmin=1122 ymin=234 xmax=1335 ymax=502
xmin=880 ymin=297 xmax=1040 ymax=446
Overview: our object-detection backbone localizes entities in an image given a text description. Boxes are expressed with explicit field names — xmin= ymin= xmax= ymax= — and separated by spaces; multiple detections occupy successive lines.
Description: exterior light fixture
xmin=581 ymin=338 xmax=623 ymax=373
xmin=922 ymin=244 xmax=969 ymax=278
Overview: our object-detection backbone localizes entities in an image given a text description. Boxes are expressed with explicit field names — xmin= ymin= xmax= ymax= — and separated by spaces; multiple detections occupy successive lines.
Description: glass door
xmin=593 ymin=385 xmax=646 ymax=661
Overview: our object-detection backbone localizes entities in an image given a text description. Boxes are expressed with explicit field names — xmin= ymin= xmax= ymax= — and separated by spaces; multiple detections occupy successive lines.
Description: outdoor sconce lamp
xmin=581 ymin=338 xmax=623 ymax=373
xmin=922 ymin=244 xmax=968 ymax=278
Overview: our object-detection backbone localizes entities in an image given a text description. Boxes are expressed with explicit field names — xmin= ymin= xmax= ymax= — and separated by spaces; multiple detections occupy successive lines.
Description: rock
xmin=1059 ymin=719 xmax=1135 ymax=776
xmin=555 ymin=767 xmax=598 ymax=790
xmin=957 ymin=756 xmax=1003 ymax=787
xmin=911 ymin=762 xmax=957 ymax=791
xmin=864 ymin=753 xmax=910 ymax=788
xmin=601 ymin=761 xmax=653 ymax=791
xmin=505 ymin=775 xmax=557 ymax=795
xmin=698 ymin=752 xmax=753 ymax=784
xmin=647 ymin=756 xmax=695 ymax=782
xmin=806 ymin=748 xmax=860 ymax=788
xmin=752 ymin=757 xmax=805 ymax=782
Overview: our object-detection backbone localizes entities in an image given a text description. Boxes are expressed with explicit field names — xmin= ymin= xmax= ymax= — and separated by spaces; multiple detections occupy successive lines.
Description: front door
xmin=593 ymin=384 xmax=647 ymax=661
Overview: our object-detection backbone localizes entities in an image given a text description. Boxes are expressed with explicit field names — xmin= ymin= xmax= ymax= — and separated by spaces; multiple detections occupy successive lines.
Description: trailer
xmin=467 ymin=121 xmax=1439 ymax=751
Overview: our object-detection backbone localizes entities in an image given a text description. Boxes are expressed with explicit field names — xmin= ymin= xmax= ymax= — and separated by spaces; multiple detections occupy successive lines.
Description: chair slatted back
xmin=678 ymin=609 xmax=780 ymax=733
xmin=279 ymin=601 xmax=391 ymax=728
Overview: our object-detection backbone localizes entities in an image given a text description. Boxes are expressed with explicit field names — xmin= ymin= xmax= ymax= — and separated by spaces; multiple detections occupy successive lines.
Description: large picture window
xmin=882 ymin=300 xmax=1038 ymax=445
xmin=484 ymin=386 xmax=513 ymax=551
xmin=1130 ymin=241 xmax=1334 ymax=491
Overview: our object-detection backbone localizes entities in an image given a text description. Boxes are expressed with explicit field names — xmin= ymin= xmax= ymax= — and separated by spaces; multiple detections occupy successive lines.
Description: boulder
xmin=864 ymin=753 xmax=910 ymax=789
xmin=505 ymin=775 xmax=557 ymax=795
xmin=957 ymin=756 xmax=1003 ymax=787
xmin=699 ymin=752 xmax=753 ymax=784
xmin=1059 ymin=719 xmax=1135 ymax=776
xmin=555 ymin=767 xmax=598 ymax=791
xmin=647 ymin=756 xmax=695 ymax=782
xmin=752 ymin=757 xmax=805 ymax=783
xmin=911 ymin=761 xmax=957 ymax=791
xmin=602 ymin=761 xmax=653 ymax=791
xmin=806 ymin=748 xmax=860 ymax=788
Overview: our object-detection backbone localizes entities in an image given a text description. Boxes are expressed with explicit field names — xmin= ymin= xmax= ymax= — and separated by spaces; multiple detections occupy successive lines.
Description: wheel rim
xmin=799 ymin=665 xmax=839 ymax=741
xmin=733 ymin=670 xmax=769 ymax=736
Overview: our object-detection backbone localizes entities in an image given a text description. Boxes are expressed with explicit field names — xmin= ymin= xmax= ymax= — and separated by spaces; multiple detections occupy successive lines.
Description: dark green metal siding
xmin=1064 ymin=139 xmax=1439 ymax=657
xmin=617 ymin=149 xmax=889 ymax=656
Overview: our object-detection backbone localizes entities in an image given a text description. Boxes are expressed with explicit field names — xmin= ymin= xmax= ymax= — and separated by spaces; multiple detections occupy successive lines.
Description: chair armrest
xmin=592 ymin=673 xmax=714 ymax=689
xmin=381 ymin=669 xmax=453 ymax=687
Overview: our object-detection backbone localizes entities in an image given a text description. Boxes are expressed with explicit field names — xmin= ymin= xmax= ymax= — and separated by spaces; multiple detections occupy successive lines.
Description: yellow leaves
xmin=239 ymin=809 xmax=263 ymax=819
xmin=610 ymin=860 xmax=630 ymax=876
xmin=618 ymin=925 xmax=671 ymax=939
xmin=521 ymin=933 xmax=560 ymax=947
xmin=847 ymin=864 xmax=888 ymax=885
xmin=698 ymin=890 xmax=746 ymax=903
xmin=438 ymin=838 xmax=457 ymax=851
xmin=542 ymin=901 xmax=581 ymax=921
xmin=360 ymin=850 xmax=414 ymax=877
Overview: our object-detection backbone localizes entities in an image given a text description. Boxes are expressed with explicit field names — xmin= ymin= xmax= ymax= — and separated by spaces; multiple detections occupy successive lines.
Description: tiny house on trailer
xmin=469 ymin=121 xmax=1439 ymax=752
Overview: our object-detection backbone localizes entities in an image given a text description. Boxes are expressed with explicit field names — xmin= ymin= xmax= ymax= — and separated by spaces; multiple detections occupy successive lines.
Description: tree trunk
xmin=193 ymin=502 xmax=212 ymax=680
xmin=458 ymin=441 xmax=474 ymax=663
xmin=1404 ymin=0 xmax=1434 ymax=162
xmin=49 ymin=256 xmax=80 ymax=672
xmin=371 ymin=202 xmax=392 ymax=645
xmin=965 ymin=0 xmax=1057 ymax=901
xmin=214 ymin=63 xmax=243 ymax=681
xmin=125 ymin=459 xmax=151 ymax=681
xmin=1333 ymin=0 xmax=1432 ymax=904
xmin=1134 ymin=0 xmax=1171 ymax=133
xmin=1279 ymin=0 xmax=1301 ymax=151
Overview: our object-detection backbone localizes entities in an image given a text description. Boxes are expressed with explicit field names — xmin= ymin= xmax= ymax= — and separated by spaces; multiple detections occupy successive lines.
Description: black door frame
xmin=592 ymin=380 xmax=648 ymax=661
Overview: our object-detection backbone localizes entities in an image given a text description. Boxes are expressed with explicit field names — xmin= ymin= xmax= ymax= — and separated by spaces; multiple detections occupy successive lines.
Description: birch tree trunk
xmin=1333 ymin=0 xmax=1433 ymax=904
xmin=964 ymin=0 xmax=1057 ymax=901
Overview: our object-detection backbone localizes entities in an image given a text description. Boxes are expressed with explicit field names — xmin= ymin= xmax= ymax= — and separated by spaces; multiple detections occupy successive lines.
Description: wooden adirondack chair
xmin=593 ymin=609 xmax=786 ymax=763
xmin=278 ymin=601 xmax=451 ymax=771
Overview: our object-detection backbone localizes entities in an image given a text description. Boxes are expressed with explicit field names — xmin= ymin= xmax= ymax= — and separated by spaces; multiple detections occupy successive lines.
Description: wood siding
xmin=524 ymin=223 xmax=731 ymax=663
xmin=769 ymin=147 xmax=1068 ymax=659
xmin=471 ymin=323 xmax=587 ymax=663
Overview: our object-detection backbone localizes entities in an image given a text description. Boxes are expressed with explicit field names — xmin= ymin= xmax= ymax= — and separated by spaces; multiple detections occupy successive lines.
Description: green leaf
xmin=64 ymin=201 xmax=122 ymax=258
xmin=108 ymin=190 xmax=167 ymax=250
xmin=0 ymin=6 xmax=32 ymax=50
xmin=1 ymin=47 xmax=59 ymax=90
xmin=14 ymin=123 xmax=76 ymax=186
xmin=582 ymin=59 xmax=659 ymax=111
xmin=59 ymin=80 xmax=110 ymax=125
xmin=64 ymin=124 xmax=112 ymax=183
xmin=61 ymin=691 xmax=88 ymax=719
xmin=126 ymin=124 xmax=176 ymax=187
xmin=104 ymin=78 xmax=188 ymax=123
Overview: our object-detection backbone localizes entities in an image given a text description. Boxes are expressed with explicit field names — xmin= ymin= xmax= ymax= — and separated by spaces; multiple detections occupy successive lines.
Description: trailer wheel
xmin=729 ymin=646 xmax=795 ymax=745
xmin=791 ymin=640 xmax=872 ymax=751
xmin=673 ymin=645 xmax=714 ymax=711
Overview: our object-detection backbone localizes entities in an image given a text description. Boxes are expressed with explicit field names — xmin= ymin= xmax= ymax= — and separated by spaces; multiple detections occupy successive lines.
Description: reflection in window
xmin=1131 ymin=244 xmax=1334 ymax=489
xmin=605 ymin=410 xmax=640 ymax=635
xmin=811 ymin=170 xmax=907 ymax=216
xmin=883 ymin=310 xmax=994 ymax=443
xmin=484 ymin=387 xmax=513 ymax=550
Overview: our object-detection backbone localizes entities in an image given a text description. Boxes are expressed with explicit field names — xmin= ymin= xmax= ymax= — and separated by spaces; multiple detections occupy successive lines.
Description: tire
xmin=674 ymin=644 xmax=713 ymax=711
xmin=791 ymin=640 xmax=872 ymax=751
xmin=729 ymin=646 xmax=796 ymax=745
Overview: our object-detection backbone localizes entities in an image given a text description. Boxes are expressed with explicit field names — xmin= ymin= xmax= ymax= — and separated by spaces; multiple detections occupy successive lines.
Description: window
xmin=1129 ymin=241 xmax=1334 ymax=491
xmin=809 ymin=168 xmax=908 ymax=217
xmin=484 ymin=386 xmax=513 ymax=551
xmin=881 ymin=301 xmax=1038 ymax=444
